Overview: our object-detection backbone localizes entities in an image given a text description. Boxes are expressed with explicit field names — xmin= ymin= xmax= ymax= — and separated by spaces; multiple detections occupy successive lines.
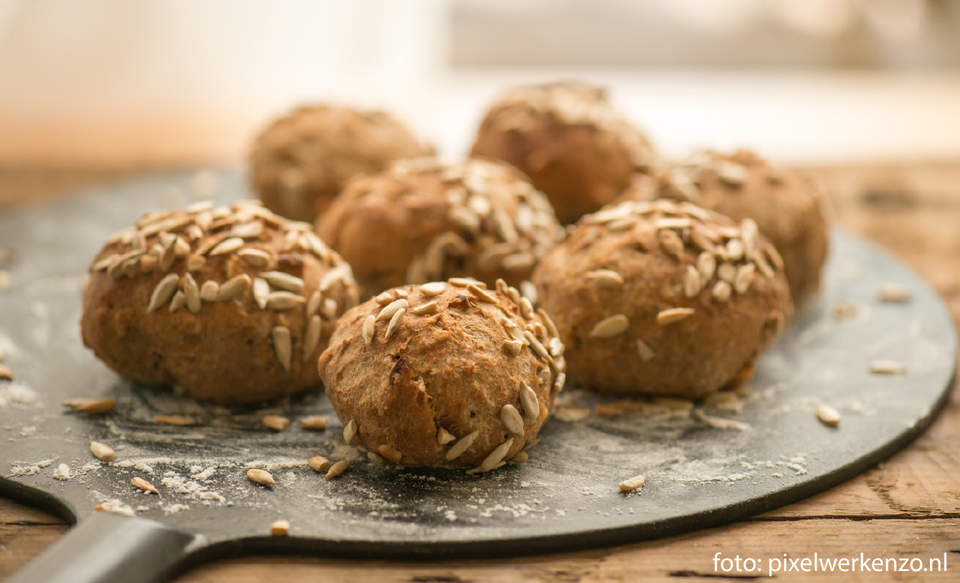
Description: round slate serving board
xmin=0 ymin=170 xmax=955 ymax=563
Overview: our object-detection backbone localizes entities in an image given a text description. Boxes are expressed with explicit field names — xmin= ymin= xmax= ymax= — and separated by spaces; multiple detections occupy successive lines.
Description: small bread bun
xmin=317 ymin=158 xmax=562 ymax=297
xmin=620 ymin=149 xmax=829 ymax=302
xmin=470 ymin=82 xmax=658 ymax=224
xmin=249 ymin=104 xmax=433 ymax=221
xmin=317 ymin=277 xmax=565 ymax=471
xmin=532 ymin=199 xmax=793 ymax=399
xmin=81 ymin=200 xmax=359 ymax=404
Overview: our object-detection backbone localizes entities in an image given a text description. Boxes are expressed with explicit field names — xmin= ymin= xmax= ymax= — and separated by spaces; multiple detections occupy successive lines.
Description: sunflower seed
xmin=878 ymin=284 xmax=912 ymax=303
xmin=502 ymin=339 xmax=524 ymax=356
xmin=586 ymin=269 xmax=624 ymax=287
xmin=378 ymin=445 xmax=403 ymax=464
xmin=267 ymin=291 xmax=305 ymax=310
xmin=437 ymin=428 xmax=456 ymax=445
xmin=553 ymin=372 xmax=566 ymax=392
xmin=500 ymin=404 xmax=524 ymax=435
xmin=132 ymin=477 xmax=159 ymax=494
xmin=658 ymin=229 xmax=685 ymax=260
xmin=734 ymin=264 xmax=755 ymax=294
xmin=636 ymin=339 xmax=655 ymax=362
xmin=0 ymin=364 xmax=11 ymax=380
xmin=252 ymin=278 xmax=270 ymax=308
xmin=590 ymin=314 xmax=629 ymax=338
xmin=478 ymin=438 xmax=514 ymax=472
xmin=208 ymin=237 xmax=244 ymax=256
xmin=538 ymin=308 xmax=560 ymax=339
xmin=816 ymin=404 xmax=841 ymax=427
xmin=308 ymin=456 xmax=331 ymax=472
xmin=717 ymin=162 xmax=746 ymax=185
xmin=138 ymin=255 xmax=157 ymax=273
xmin=468 ymin=284 xmax=498 ymax=304
xmin=445 ymin=430 xmax=479 ymax=461
xmin=200 ymin=280 xmax=219 ymax=302
xmin=168 ymin=291 xmax=186 ymax=313
xmin=518 ymin=297 xmax=534 ymax=320
xmin=238 ymin=248 xmax=272 ymax=269
xmin=519 ymin=281 xmax=539 ymax=304
xmin=270 ymin=519 xmax=290 ymax=536
xmin=321 ymin=298 xmax=338 ymax=319
xmin=217 ymin=274 xmax=251 ymax=301
xmin=383 ymin=308 xmax=405 ymax=341
xmin=448 ymin=277 xmax=476 ymax=287
xmin=374 ymin=291 xmax=395 ymax=305
xmin=511 ymin=451 xmax=529 ymax=464
xmin=272 ymin=326 xmax=291 ymax=371
xmin=411 ymin=300 xmax=438 ymax=315
xmin=325 ymin=460 xmax=349 ymax=479
xmin=147 ymin=273 xmax=180 ymax=312
xmin=185 ymin=255 xmax=205 ymax=272
xmin=302 ymin=316 xmax=322 ymax=361
xmin=683 ymin=265 xmax=703 ymax=297
xmin=618 ymin=474 xmax=646 ymax=492
xmin=717 ymin=262 xmax=736 ymax=283
xmin=247 ymin=468 xmax=275 ymax=486
xmin=696 ymin=252 xmax=716 ymax=282
xmin=343 ymin=419 xmax=357 ymax=444
xmin=712 ymin=280 xmax=732 ymax=302
xmin=657 ymin=307 xmax=694 ymax=326
xmin=869 ymin=360 xmax=907 ymax=374
xmin=377 ymin=299 xmax=408 ymax=322
xmin=305 ymin=290 xmax=323 ymax=317
xmin=517 ymin=384 xmax=540 ymax=422
xmin=524 ymin=330 xmax=552 ymax=364
xmin=362 ymin=314 xmax=376 ymax=346
xmin=261 ymin=271 xmax=304 ymax=293
xmin=420 ymin=282 xmax=446 ymax=296
xmin=319 ymin=264 xmax=352 ymax=292
xmin=231 ymin=221 xmax=263 ymax=239
xmin=180 ymin=273 xmax=201 ymax=313
xmin=261 ymin=415 xmax=290 ymax=431
xmin=725 ymin=238 xmax=744 ymax=261
xmin=301 ymin=416 xmax=327 ymax=431
xmin=656 ymin=217 xmax=692 ymax=230
xmin=173 ymin=236 xmax=190 ymax=258
xmin=740 ymin=219 xmax=758 ymax=255
xmin=765 ymin=245 xmax=784 ymax=270
xmin=90 ymin=441 xmax=115 ymax=461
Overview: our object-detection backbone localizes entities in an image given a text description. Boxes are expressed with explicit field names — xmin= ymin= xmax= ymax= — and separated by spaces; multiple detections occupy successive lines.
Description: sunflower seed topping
xmin=343 ymin=419 xmax=358 ymax=444
xmin=266 ymin=291 xmax=305 ymax=310
xmin=383 ymin=308 xmax=405 ymax=341
xmin=683 ymin=265 xmax=703 ymax=297
xmin=252 ymin=278 xmax=270 ymax=308
xmin=590 ymin=314 xmax=629 ymax=338
xmin=518 ymin=384 xmax=540 ymax=422
xmin=209 ymin=237 xmax=243 ymax=256
xmin=501 ymin=404 xmax=525 ymax=435
xmin=261 ymin=271 xmax=304 ymax=293
xmin=186 ymin=255 xmax=205 ymax=271
xmin=468 ymin=284 xmax=498 ymax=303
xmin=657 ymin=307 xmax=694 ymax=326
xmin=247 ymin=468 xmax=276 ymax=486
xmin=231 ymin=221 xmax=263 ymax=239
xmin=362 ymin=314 xmax=376 ymax=346
xmin=618 ymin=474 xmax=646 ymax=492
xmin=168 ymin=291 xmax=186 ymax=313
xmin=147 ymin=273 xmax=180 ymax=312
xmin=90 ymin=441 xmax=115 ymax=461
xmin=302 ymin=316 xmax=322 ymax=361
xmin=816 ymin=404 xmax=841 ymax=427
xmin=717 ymin=262 xmax=736 ymax=283
xmin=272 ymin=326 xmax=291 ymax=371
xmin=378 ymin=445 xmax=403 ymax=464
xmin=237 ymin=248 xmax=271 ymax=269
xmin=734 ymin=263 xmax=755 ymax=294
xmin=438 ymin=428 xmax=456 ymax=445
xmin=420 ymin=282 xmax=446 ymax=296
xmin=181 ymin=273 xmax=201 ymax=313
xmin=445 ymin=430 xmax=479 ymax=461
xmin=503 ymin=339 xmax=525 ymax=356
xmin=217 ymin=274 xmax=251 ymax=301
xmin=377 ymin=299 xmax=408 ymax=322
xmin=712 ymin=280 xmax=732 ymax=302
xmin=448 ymin=277 xmax=476 ymax=287
xmin=411 ymin=300 xmax=438 ymax=315
xmin=586 ymin=269 xmax=624 ymax=287
xmin=477 ymin=438 xmax=514 ymax=472
xmin=696 ymin=252 xmax=716 ymax=281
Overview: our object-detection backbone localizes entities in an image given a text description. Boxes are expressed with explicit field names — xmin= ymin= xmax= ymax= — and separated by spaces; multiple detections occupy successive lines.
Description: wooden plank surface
xmin=0 ymin=161 xmax=958 ymax=581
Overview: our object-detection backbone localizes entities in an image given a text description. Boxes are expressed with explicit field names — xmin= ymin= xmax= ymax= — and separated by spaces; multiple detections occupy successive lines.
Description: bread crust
xmin=249 ymin=104 xmax=433 ymax=221
xmin=470 ymin=82 xmax=658 ymax=224
xmin=532 ymin=199 xmax=793 ymax=398
xmin=81 ymin=201 xmax=359 ymax=403
xmin=318 ymin=278 xmax=565 ymax=470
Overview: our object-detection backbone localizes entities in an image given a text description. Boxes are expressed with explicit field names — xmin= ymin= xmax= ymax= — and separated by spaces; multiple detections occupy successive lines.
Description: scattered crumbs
xmin=771 ymin=472 xmax=783 ymax=478
xmin=833 ymin=300 xmax=858 ymax=320
xmin=94 ymin=500 xmax=135 ymax=517
xmin=618 ymin=474 xmax=647 ymax=493
xmin=52 ymin=463 xmax=71 ymax=481
xmin=134 ymin=463 xmax=154 ymax=474
xmin=692 ymin=409 xmax=751 ymax=432
xmin=0 ymin=382 xmax=38 ymax=406
xmin=520 ymin=481 xmax=531 ymax=488
xmin=8 ymin=458 xmax=55 ymax=477
xmin=243 ymin=458 xmax=307 ymax=471
xmin=0 ymin=270 xmax=10 ymax=291
xmin=160 ymin=473 xmax=228 ymax=505
xmin=877 ymin=283 xmax=912 ymax=303
xmin=553 ymin=404 xmax=591 ymax=422
xmin=162 ymin=503 xmax=190 ymax=515
xmin=444 ymin=510 xmax=457 ymax=522
xmin=191 ymin=467 xmax=216 ymax=481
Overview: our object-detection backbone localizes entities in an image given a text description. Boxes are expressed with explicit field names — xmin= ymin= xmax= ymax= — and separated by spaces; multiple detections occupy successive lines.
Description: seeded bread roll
xmin=81 ymin=200 xmax=360 ymax=404
xmin=532 ymin=199 xmax=793 ymax=398
xmin=249 ymin=104 xmax=433 ymax=222
xmin=317 ymin=277 xmax=565 ymax=471
xmin=317 ymin=158 xmax=562 ymax=297
xmin=469 ymin=82 xmax=658 ymax=224
xmin=619 ymin=149 xmax=829 ymax=302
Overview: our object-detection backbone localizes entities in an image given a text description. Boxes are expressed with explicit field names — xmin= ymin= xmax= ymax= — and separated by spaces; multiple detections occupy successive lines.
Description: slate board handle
xmin=8 ymin=512 xmax=198 ymax=583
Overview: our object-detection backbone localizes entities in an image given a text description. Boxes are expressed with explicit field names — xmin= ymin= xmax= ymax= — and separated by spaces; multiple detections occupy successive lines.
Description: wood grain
xmin=0 ymin=161 xmax=958 ymax=581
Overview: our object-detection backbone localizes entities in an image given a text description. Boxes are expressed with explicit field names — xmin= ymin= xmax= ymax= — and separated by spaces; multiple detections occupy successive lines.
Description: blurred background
xmin=1 ymin=0 xmax=959 ymax=172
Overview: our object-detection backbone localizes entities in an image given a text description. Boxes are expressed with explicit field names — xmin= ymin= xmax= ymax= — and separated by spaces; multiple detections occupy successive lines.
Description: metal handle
xmin=8 ymin=512 xmax=198 ymax=583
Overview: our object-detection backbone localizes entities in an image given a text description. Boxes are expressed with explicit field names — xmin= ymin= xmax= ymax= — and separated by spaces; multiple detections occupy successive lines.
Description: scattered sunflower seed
xmin=343 ymin=419 xmax=358 ymax=444
xmin=62 ymin=397 xmax=115 ymax=414
xmin=132 ymin=476 xmax=159 ymax=494
xmin=308 ymin=456 xmax=331 ymax=472
xmin=325 ymin=460 xmax=349 ymax=479
xmin=153 ymin=414 xmax=197 ymax=426
xmin=618 ymin=474 xmax=647 ymax=493
xmin=270 ymin=519 xmax=290 ymax=536
xmin=869 ymin=360 xmax=907 ymax=375
xmin=511 ymin=451 xmax=528 ymax=464
xmin=816 ymin=403 xmax=841 ymax=427
xmin=300 ymin=416 xmax=327 ymax=431
xmin=445 ymin=430 xmax=479 ymax=461
xmin=247 ymin=468 xmax=276 ymax=486
xmin=90 ymin=441 xmax=115 ymax=462
xmin=261 ymin=415 xmax=290 ymax=431
xmin=657 ymin=307 xmax=695 ymax=326
xmin=378 ymin=445 xmax=403 ymax=464
xmin=590 ymin=314 xmax=629 ymax=338
xmin=0 ymin=364 xmax=12 ymax=380
xmin=878 ymin=284 xmax=912 ymax=303
xmin=362 ymin=314 xmax=376 ymax=346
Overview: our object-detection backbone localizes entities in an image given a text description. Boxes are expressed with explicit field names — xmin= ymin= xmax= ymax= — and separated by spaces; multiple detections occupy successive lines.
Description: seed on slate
xmin=816 ymin=404 xmax=841 ymax=427
xmin=270 ymin=519 xmax=290 ymax=536
xmin=153 ymin=415 xmax=197 ymax=426
xmin=437 ymin=428 xmax=456 ymax=445
xmin=147 ymin=273 xmax=180 ymax=312
xmin=411 ymin=300 xmax=438 ymax=315
xmin=383 ymin=308 xmax=405 ymax=341
xmin=445 ymin=430 xmax=479 ymax=461
xmin=697 ymin=252 xmax=716 ymax=281
xmin=62 ymin=398 xmax=116 ymax=414
xmin=261 ymin=415 xmax=290 ymax=431
xmin=362 ymin=314 xmax=376 ymax=346
xmin=869 ymin=360 xmax=907 ymax=375
xmin=303 ymin=316 xmax=322 ymax=361
xmin=0 ymin=364 xmax=11 ymax=380
xmin=511 ymin=451 xmax=528 ymax=464
xmin=186 ymin=255 xmax=205 ymax=271
xmin=301 ymin=416 xmax=327 ymax=431
xmin=734 ymin=264 xmax=755 ymax=294
xmin=247 ymin=468 xmax=276 ymax=486
xmin=478 ymin=438 xmax=514 ymax=472
xmin=238 ymin=248 xmax=272 ymax=268
xmin=272 ymin=326 xmax=292 ymax=371
xmin=181 ymin=273 xmax=201 ymax=313
xmin=657 ymin=307 xmax=695 ymax=326
xmin=343 ymin=419 xmax=358 ymax=444
xmin=308 ymin=456 xmax=331 ymax=472
xmin=683 ymin=265 xmax=702 ymax=297
xmin=712 ymin=281 xmax=732 ymax=302
xmin=209 ymin=237 xmax=243 ymax=256
xmin=500 ymin=404 xmax=524 ymax=435
xmin=378 ymin=445 xmax=403 ymax=464
xmin=590 ymin=314 xmax=629 ymax=338
xmin=618 ymin=474 xmax=646 ymax=492
xmin=253 ymin=278 xmax=270 ymax=309
xmin=878 ymin=284 xmax=912 ymax=303
xmin=520 ymin=385 xmax=539 ymax=422
xmin=199 ymin=280 xmax=219 ymax=302
xmin=266 ymin=291 xmax=305 ymax=310
xmin=420 ymin=281 xmax=446 ymax=296
xmin=132 ymin=477 xmax=159 ymax=494
xmin=261 ymin=271 xmax=304 ymax=293
xmin=217 ymin=274 xmax=251 ymax=301
xmin=325 ymin=460 xmax=349 ymax=480
xmin=90 ymin=441 xmax=115 ymax=461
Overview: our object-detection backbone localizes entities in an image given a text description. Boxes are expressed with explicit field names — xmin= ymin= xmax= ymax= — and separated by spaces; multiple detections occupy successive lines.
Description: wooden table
xmin=1 ymin=162 xmax=958 ymax=582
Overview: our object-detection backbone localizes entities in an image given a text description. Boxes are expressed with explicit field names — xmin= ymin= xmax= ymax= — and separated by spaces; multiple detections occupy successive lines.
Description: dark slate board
xmin=0 ymin=169 xmax=955 ymax=562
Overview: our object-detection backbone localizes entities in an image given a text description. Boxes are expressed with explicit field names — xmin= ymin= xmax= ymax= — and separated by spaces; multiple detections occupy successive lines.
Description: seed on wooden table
xmin=272 ymin=326 xmax=292 ymax=371
xmin=816 ymin=404 xmax=841 ymax=427
xmin=132 ymin=477 xmax=159 ymax=494
xmin=657 ymin=307 xmax=695 ymax=326
xmin=153 ymin=414 xmax=197 ymax=426
xmin=308 ymin=456 xmax=331 ymax=472
xmin=618 ymin=474 xmax=647 ymax=492
xmin=869 ymin=360 xmax=907 ymax=375
xmin=500 ymin=404 xmax=525 ymax=435
xmin=590 ymin=314 xmax=629 ymax=338
xmin=343 ymin=419 xmax=358 ymax=444
xmin=437 ymin=428 xmax=456 ymax=445
xmin=478 ymin=438 xmax=514 ymax=472
xmin=445 ymin=430 xmax=479 ymax=461
xmin=0 ymin=364 xmax=11 ymax=380
xmin=520 ymin=384 xmax=539 ymax=422
xmin=361 ymin=315 xmax=376 ymax=346
xmin=733 ymin=264 xmax=755 ymax=294
xmin=247 ymin=468 xmax=276 ymax=486
xmin=270 ymin=519 xmax=290 ymax=536
xmin=300 ymin=416 xmax=327 ymax=431
xmin=420 ymin=282 xmax=446 ymax=296
xmin=636 ymin=339 xmax=655 ymax=362
xmin=217 ymin=274 xmax=251 ymax=301
xmin=62 ymin=397 xmax=115 ymax=414
xmin=378 ymin=445 xmax=403 ymax=464
xmin=90 ymin=441 xmax=115 ymax=461
xmin=261 ymin=415 xmax=290 ymax=431
xmin=878 ymin=284 xmax=912 ymax=303
xmin=147 ymin=273 xmax=180 ymax=312
xmin=209 ymin=237 xmax=243 ymax=256
xmin=712 ymin=281 xmax=732 ymax=302
xmin=325 ymin=460 xmax=349 ymax=480
xmin=683 ymin=265 xmax=702 ymax=297
xmin=200 ymin=280 xmax=219 ymax=302
xmin=261 ymin=271 xmax=304 ymax=293
xmin=302 ymin=316 xmax=322 ymax=361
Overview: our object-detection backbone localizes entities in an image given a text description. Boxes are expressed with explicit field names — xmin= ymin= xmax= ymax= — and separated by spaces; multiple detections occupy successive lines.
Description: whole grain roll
xmin=317 ymin=277 xmax=565 ymax=471
xmin=619 ymin=149 xmax=829 ymax=302
xmin=470 ymin=82 xmax=658 ymax=224
xmin=81 ymin=200 xmax=360 ymax=404
xmin=249 ymin=104 xmax=433 ymax=221
xmin=532 ymin=199 xmax=793 ymax=399
xmin=317 ymin=157 xmax=562 ymax=297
